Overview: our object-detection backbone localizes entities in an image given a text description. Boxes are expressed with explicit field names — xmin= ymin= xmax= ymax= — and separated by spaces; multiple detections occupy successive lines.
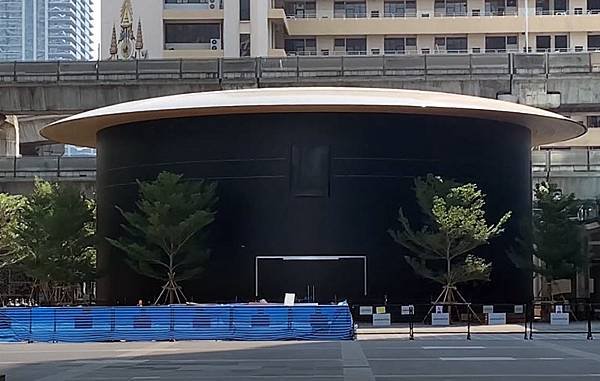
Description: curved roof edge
xmin=41 ymin=87 xmax=586 ymax=148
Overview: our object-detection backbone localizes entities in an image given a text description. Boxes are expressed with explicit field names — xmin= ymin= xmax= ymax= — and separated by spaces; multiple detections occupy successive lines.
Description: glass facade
xmin=0 ymin=0 xmax=94 ymax=61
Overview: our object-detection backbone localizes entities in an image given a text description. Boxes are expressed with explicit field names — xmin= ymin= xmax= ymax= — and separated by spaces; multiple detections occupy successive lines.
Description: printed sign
xmin=435 ymin=305 xmax=444 ymax=314
xmin=432 ymin=312 xmax=450 ymax=326
xmin=284 ymin=293 xmax=295 ymax=306
xmin=550 ymin=312 xmax=569 ymax=325
xmin=401 ymin=305 xmax=415 ymax=315
xmin=514 ymin=305 xmax=524 ymax=314
xmin=376 ymin=306 xmax=386 ymax=314
xmin=488 ymin=312 xmax=507 ymax=325
xmin=359 ymin=306 xmax=373 ymax=316
xmin=555 ymin=305 xmax=563 ymax=313
xmin=373 ymin=313 xmax=391 ymax=326
xmin=483 ymin=305 xmax=494 ymax=314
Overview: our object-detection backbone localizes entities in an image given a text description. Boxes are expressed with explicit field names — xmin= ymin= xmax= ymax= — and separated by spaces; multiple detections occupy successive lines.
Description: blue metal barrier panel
xmin=0 ymin=304 xmax=353 ymax=343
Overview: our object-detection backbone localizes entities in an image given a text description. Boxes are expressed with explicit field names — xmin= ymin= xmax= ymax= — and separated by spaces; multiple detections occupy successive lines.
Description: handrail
xmin=0 ymin=156 xmax=95 ymax=178
xmin=0 ymin=150 xmax=596 ymax=180
xmin=2 ymin=52 xmax=600 ymax=83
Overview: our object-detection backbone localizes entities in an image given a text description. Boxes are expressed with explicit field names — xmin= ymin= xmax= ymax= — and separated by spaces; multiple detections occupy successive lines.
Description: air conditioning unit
xmin=210 ymin=38 xmax=221 ymax=50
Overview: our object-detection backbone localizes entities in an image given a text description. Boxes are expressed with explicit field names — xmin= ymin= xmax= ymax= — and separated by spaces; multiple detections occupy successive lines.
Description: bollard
xmin=409 ymin=320 xmax=414 ymax=341
xmin=529 ymin=303 xmax=533 ymax=340
xmin=467 ymin=308 xmax=472 ymax=340
xmin=524 ymin=303 xmax=528 ymax=340
xmin=588 ymin=303 xmax=594 ymax=341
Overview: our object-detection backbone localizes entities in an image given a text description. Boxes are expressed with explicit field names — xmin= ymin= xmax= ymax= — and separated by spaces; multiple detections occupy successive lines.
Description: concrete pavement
xmin=1 ymin=334 xmax=599 ymax=380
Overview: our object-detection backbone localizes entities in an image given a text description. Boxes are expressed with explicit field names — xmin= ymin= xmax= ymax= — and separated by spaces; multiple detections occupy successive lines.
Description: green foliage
xmin=529 ymin=182 xmax=585 ymax=280
xmin=0 ymin=193 xmax=26 ymax=269
xmin=7 ymin=180 xmax=96 ymax=304
xmin=107 ymin=171 xmax=218 ymax=304
xmin=389 ymin=174 xmax=511 ymax=288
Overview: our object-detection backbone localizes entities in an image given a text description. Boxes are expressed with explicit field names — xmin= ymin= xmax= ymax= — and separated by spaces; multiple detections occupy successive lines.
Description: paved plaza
xmin=1 ymin=331 xmax=600 ymax=380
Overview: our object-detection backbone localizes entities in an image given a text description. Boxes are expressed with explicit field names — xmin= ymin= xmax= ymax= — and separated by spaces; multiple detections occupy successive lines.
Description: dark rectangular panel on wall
xmin=291 ymin=145 xmax=330 ymax=197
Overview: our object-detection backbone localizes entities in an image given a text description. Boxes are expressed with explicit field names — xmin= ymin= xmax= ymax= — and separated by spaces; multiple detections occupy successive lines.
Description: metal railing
xmin=3 ymin=52 xmax=600 ymax=83
xmin=0 ymin=150 xmax=596 ymax=180
xmin=532 ymin=149 xmax=600 ymax=173
xmin=0 ymin=156 xmax=96 ymax=179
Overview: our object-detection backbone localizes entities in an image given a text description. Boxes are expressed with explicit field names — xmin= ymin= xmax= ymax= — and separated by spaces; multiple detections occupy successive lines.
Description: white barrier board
xmin=432 ymin=313 xmax=450 ymax=326
xmin=550 ymin=313 xmax=569 ymax=325
xmin=488 ymin=312 xmax=507 ymax=325
xmin=373 ymin=313 xmax=391 ymax=326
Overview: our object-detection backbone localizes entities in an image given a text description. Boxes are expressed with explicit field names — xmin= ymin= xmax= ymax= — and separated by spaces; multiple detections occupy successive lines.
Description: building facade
xmin=0 ymin=0 xmax=94 ymax=61
xmin=101 ymin=0 xmax=600 ymax=60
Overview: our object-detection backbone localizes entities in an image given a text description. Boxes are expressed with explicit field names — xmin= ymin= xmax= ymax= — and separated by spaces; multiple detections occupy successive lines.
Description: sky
xmin=92 ymin=0 xmax=102 ymax=59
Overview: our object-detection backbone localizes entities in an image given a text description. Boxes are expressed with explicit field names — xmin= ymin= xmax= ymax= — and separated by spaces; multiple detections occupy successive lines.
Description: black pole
xmin=467 ymin=307 xmax=472 ymax=340
xmin=529 ymin=302 xmax=533 ymax=340
xmin=588 ymin=303 xmax=594 ymax=340
xmin=524 ymin=303 xmax=528 ymax=340
xmin=409 ymin=313 xmax=414 ymax=341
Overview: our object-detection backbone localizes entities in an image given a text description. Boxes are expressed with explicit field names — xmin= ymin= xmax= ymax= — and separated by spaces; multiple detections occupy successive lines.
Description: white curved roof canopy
xmin=41 ymin=87 xmax=585 ymax=148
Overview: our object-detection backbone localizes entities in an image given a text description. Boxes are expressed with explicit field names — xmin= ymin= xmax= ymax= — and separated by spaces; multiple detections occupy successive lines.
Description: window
xmin=291 ymin=145 xmax=330 ymax=197
xmin=554 ymin=0 xmax=568 ymax=12
xmin=589 ymin=35 xmax=600 ymax=51
xmin=384 ymin=0 xmax=417 ymax=16
xmin=485 ymin=35 xmax=518 ymax=52
xmin=535 ymin=0 xmax=549 ymax=14
xmin=536 ymin=35 xmax=551 ymax=52
xmin=485 ymin=0 xmax=517 ymax=15
xmin=285 ymin=38 xmax=317 ymax=55
xmin=434 ymin=0 xmax=467 ymax=16
xmin=555 ymin=35 xmax=568 ymax=52
xmin=334 ymin=37 xmax=367 ymax=55
xmin=240 ymin=33 xmax=250 ymax=56
xmin=240 ymin=0 xmax=250 ymax=20
xmin=384 ymin=37 xmax=416 ymax=54
xmin=588 ymin=116 xmax=600 ymax=128
xmin=434 ymin=36 xmax=467 ymax=52
xmin=334 ymin=1 xmax=366 ymax=18
xmin=589 ymin=0 xmax=600 ymax=12
xmin=164 ymin=23 xmax=221 ymax=45
xmin=283 ymin=1 xmax=316 ymax=18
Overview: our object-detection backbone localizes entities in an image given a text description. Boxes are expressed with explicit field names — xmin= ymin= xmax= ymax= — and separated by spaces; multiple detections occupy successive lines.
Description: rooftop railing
xmin=2 ymin=52 xmax=600 ymax=82
xmin=0 ymin=150 xmax=597 ymax=180
xmin=0 ymin=156 xmax=96 ymax=179
xmin=532 ymin=149 xmax=600 ymax=173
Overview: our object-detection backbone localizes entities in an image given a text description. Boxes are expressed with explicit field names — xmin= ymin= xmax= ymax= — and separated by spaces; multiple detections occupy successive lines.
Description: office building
xmin=0 ymin=0 xmax=94 ymax=61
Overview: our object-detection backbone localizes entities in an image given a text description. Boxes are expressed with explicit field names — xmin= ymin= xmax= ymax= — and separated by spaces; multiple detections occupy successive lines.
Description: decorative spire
xmin=135 ymin=19 xmax=144 ymax=51
xmin=120 ymin=0 xmax=133 ymax=28
xmin=109 ymin=24 xmax=118 ymax=57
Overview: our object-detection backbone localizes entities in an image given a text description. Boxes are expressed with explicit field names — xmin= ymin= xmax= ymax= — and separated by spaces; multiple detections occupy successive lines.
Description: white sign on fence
xmin=373 ymin=313 xmax=391 ymax=327
xmin=550 ymin=312 xmax=570 ymax=325
xmin=514 ymin=305 xmax=524 ymax=314
xmin=432 ymin=313 xmax=450 ymax=326
xmin=360 ymin=306 xmax=373 ymax=315
xmin=435 ymin=305 xmax=444 ymax=314
xmin=401 ymin=305 xmax=415 ymax=315
xmin=284 ymin=293 xmax=295 ymax=306
xmin=555 ymin=305 xmax=563 ymax=313
xmin=487 ymin=312 xmax=507 ymax=325
xmin=483 ymin=305 xmax=494 ymax=314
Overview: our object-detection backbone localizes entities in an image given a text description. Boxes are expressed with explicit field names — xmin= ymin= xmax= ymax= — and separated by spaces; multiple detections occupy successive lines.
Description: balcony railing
xmin=532 ymin=149 xmax=600 ymax=173
xmin=2 ymin=52 xmax=600 ymax=83
xmin=0 ymin=156 xmax=96 ymax=179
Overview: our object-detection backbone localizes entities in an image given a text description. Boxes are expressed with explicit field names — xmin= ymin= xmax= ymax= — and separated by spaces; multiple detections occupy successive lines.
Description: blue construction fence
xmin=0 ymin=304 xmax=353 ymax=343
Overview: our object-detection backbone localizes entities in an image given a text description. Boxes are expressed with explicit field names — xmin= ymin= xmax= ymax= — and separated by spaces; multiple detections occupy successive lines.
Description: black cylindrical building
xmin=42 ymin=87 xmax=585 ymax=306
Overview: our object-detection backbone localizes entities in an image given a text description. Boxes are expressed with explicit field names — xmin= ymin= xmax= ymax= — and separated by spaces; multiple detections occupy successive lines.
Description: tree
xmin=0 ymin=193 xmax=26 ymax=269
xmin=388 ymin=174 xmax=511 ymax=307
xmin=13 ymin=180 xmax=96 ymax=304
xmin=511 ymin=182 xmax=585 ymax=299
xmin=108 ymin=172 xmax=218 ymax=305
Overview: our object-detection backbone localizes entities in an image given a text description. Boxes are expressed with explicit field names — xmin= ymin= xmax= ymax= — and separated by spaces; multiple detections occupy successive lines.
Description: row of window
xmin=284 ymin=0 xmax=600 ymax=17
xmin=284 ymin=35 xmax=575 ymax=55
